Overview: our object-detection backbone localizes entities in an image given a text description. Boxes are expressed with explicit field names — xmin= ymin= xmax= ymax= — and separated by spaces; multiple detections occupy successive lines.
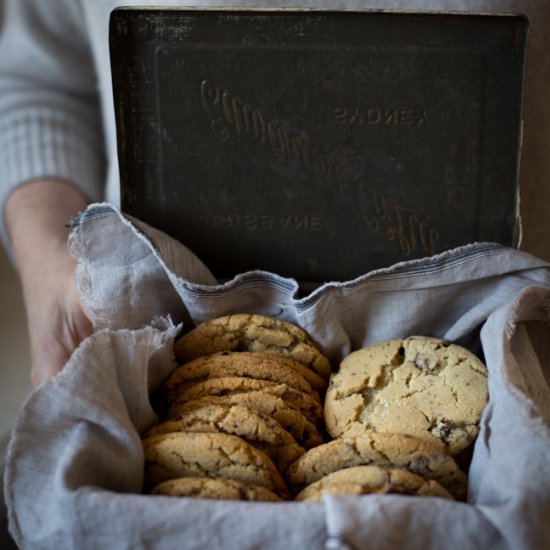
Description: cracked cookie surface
xmin=286 ymin=431 xmax=467 ymax=499
xmin=143 ymin=431 xmax=289 ymax=498
xmin=161 ymin=351 xmax=324 ymax=402
xmin=173 ymin=313 xmax=332 ymax=379
xmin=324 ymin=336 xmax=488 ymax=455
xmin=167 ymin=393 xmax=324 ymax=450
xmin=168 ymin=376 xmax=324 ymax=426
xmin=150 ymin=476 xmax=283 ymax=501
xmin=145 ymin=403 xmax=306 ymax=474
xmin=294 ymin=465 xmax=453 ymax=502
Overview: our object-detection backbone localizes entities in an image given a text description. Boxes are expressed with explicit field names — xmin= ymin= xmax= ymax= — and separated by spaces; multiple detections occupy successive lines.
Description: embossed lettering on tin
xmin=198 ymin=77 xmax=440 ymax=255
xmin=199 ymin=213 xmax=322 ymax=232
xmin=198 ymin=78 xmax=346 ymax=189
xmin=357 ymin=183 xmax=439 ymax=256
xmin=333 ymin=107 xmax=428 ymax=126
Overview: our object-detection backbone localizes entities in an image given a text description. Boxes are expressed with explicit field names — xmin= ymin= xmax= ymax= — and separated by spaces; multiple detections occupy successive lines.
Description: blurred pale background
xmin=0 ymin=247 xmax=31 ymax=449
xmin=1 ymin=245 xmax=30 ymax=548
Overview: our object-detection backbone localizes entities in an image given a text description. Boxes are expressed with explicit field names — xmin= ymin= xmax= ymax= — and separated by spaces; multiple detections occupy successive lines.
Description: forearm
xmin=5 ymin=179 xmax=92 ymax=386
xmin=6 ymin=179 xmax=88 ymax=283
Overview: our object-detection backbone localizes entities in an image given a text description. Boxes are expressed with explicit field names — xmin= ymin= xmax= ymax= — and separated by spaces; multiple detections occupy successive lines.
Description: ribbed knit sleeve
xmin=0 ymin=0 xmax=106 ymax=252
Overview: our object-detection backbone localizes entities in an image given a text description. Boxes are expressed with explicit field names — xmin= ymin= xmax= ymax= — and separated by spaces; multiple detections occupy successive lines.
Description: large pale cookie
xmin=145 ymin=404 xmax=305 ymax=474
xmin=174 ymin=314 xmax=332 ymax=380
xmin=143 ymin=432 xmax=289 ymax=498
xmin=324 ymin=336 xmax=488 ymax=455
xmin=169 ymin=376 xmax=324 ymax=426
xmin=168 ymin=394 xmax=324 ymax=450
xmin=161 ymin=351 xmax=324 ymax=402
xmin=286 ymin=432 xmax=467 ymax=500
xmin=294 ymin=465 xmax=453 ymax=502
xmin=150 ymin=476 xmax=283 ymax=502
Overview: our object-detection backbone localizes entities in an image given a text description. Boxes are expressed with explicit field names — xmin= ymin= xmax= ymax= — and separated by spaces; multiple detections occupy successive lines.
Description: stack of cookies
xmin=142 ymin=314 xmax=332 ymax=502
xmin=289 ymin=335 xmax=488 ymax=502
xmin=142 ymin=318 xmax=488 ymax=504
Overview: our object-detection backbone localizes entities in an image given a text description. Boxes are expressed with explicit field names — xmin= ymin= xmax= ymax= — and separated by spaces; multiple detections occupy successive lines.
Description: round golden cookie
xmin=324 ymin=336 xmax=488 ymax=455
xmin=294 ymin=465 xmax=454 ymax=502
xmin=161 ymin=351 xmax=324 ymax=403
xmin=174 ymin=314 xmax=332 ymax=380
xmin=297 ymin=481 xmax=372 ymax=502
xmin=286 ymin=432 xmax=467 ymax=500
xmin=145 ymin=403 xmax=305 ymax=474
xmin=150 ymin=476 xmax=283 ymax=502
xmin=168 ymin=394 xmax=324 ymax=450
xmin=169 ymin=376 xmax=324 ymax=427
xmin=143 ymin=432 xmax=289 ymax=498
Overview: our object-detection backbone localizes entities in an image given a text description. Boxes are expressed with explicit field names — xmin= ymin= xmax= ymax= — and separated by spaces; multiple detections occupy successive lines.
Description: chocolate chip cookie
xmin=161 ymin=351 xmax=324 ymax=403
xmin=169 ymin=376 xmax=324 ymax=426
xmin=145 ymin=403 xmax=305 ymax=474
xmin=324 ymin=336 xmax=488 ymax=455
xmin=168 ymin=394 xmax=324 ymax=450
xmin=174 ymin=314 xmax=332 ymax=379
xmin=143 ymin=431 xmax=289 ymax=498
xmin=150 ymin=476 xmax=283 ymax=502
xmin=286 ymin=431 xmax=467 ymax=499
xmin=294 ymin=465 xmax=454 ymax=502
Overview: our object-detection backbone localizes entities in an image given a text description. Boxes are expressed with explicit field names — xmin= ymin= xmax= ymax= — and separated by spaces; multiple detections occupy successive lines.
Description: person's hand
xmin=22 ymin=243 xmax=92 ymax=387
xmin=5 ymin=179 xmax=93 ymax=387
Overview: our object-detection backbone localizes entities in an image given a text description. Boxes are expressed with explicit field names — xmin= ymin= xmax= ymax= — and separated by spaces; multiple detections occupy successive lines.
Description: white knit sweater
xmin=0 ymin=0 xmax=548 ymax=254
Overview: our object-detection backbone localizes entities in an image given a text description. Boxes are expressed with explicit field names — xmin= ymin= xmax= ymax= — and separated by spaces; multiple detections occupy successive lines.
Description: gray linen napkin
xmin=5 ymin=203 xmax=550 ymax=549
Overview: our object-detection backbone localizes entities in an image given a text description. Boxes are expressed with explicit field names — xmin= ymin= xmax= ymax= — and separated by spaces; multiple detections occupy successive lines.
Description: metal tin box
xmin=110 ymin=8 xmax=527 ymax=287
